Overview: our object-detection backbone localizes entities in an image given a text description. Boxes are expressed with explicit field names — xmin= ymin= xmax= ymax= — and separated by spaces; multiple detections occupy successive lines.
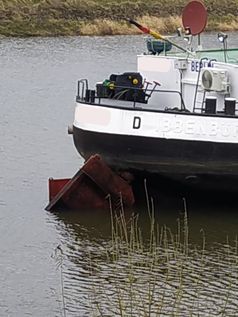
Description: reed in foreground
xmin=86 ymin=195 xmax=238 ymax=316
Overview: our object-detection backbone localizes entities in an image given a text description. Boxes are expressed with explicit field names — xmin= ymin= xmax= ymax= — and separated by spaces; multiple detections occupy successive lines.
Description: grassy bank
xmin=0 ymin=0 xmax=238 ymax=36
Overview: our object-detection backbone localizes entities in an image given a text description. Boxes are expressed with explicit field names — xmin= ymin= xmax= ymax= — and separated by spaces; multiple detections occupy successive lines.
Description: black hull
xmin=73 ymin=126 xmax=238 ymax=192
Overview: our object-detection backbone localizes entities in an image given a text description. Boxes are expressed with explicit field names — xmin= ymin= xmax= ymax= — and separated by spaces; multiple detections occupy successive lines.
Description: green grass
xmin=1 ymin=1 xmax=237 ymax=37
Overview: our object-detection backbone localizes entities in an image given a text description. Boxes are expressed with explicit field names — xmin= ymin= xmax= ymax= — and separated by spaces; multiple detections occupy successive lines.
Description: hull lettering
xmin=133 ymin=116 xmax=141 ymax=129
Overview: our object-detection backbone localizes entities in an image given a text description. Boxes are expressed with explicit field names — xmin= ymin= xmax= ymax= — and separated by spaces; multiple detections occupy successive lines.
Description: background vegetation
xmin=0 ymin=0 xmax=238 ymax=36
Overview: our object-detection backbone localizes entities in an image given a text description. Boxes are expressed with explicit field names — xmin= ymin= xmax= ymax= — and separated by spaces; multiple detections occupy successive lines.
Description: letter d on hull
xmin=133 ymin=116 xmax=141 ymax=129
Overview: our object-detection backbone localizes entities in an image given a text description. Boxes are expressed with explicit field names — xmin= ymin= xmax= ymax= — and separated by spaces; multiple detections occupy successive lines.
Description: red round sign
xmin=182 ymin=0 xmax=207 ymax=35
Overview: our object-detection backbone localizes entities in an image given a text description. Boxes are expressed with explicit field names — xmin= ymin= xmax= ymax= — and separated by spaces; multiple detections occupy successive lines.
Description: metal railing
xmin=77 ymin=79 xmax=88 ymax=101
xmin=76 ymin=80 xmax=187 ymax=112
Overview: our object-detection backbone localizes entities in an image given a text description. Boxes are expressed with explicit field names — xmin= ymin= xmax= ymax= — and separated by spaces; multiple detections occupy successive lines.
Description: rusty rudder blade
xmin=45 ymin=154 xmax=135 ymax=211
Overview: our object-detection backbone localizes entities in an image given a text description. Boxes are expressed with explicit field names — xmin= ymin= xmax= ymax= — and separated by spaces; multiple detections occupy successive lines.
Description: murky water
xmin=1 ymin=33 xmax=238 ymax=316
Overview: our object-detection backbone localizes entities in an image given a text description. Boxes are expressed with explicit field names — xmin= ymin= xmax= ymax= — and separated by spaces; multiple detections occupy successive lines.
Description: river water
xmin=1 ymin=33 xmax=238 ymax=316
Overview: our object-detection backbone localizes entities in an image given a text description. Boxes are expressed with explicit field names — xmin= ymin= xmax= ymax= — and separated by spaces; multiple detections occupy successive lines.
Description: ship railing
xmin=76 ymin=81 xmax=187 ymax=112
xmin=77 ymin=79 xmax=89 ymax=101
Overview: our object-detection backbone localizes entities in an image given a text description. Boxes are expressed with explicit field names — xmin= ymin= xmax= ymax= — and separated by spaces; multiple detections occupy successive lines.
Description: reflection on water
xmin=51 ymin=189 xmax=238 ymax=316
xmin=1 ymin=32 xmax=238 ymax=315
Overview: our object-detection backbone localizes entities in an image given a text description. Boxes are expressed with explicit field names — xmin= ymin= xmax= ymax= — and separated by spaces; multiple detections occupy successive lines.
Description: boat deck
xmin=76 ymin=96 xmax=238 ymax=119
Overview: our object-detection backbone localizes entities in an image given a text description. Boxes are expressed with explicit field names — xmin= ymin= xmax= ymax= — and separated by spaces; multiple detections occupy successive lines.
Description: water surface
xmin=1 ymin=33 xmax=238 ymax=316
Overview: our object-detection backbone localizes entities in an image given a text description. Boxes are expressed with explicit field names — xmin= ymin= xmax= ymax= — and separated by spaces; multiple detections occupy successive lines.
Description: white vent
xmin=201 ymin=68 xmax=229 ymax=93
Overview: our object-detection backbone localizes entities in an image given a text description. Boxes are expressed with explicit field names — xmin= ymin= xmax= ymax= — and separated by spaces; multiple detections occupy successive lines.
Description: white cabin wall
xmin=138 ymin=55 xmax=202 ymax=112
xmin=137 ymin=55 xmax=181 ymax=110
xmin=215 ymin=62 xmax=238 ymax=108
xmin=138 ymin=55 xmax=238 ymax=113
xmin=195 ymin=62 xmax=238 ymax=112
xmin=180 ymin=61 xmax=199 ymax=111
